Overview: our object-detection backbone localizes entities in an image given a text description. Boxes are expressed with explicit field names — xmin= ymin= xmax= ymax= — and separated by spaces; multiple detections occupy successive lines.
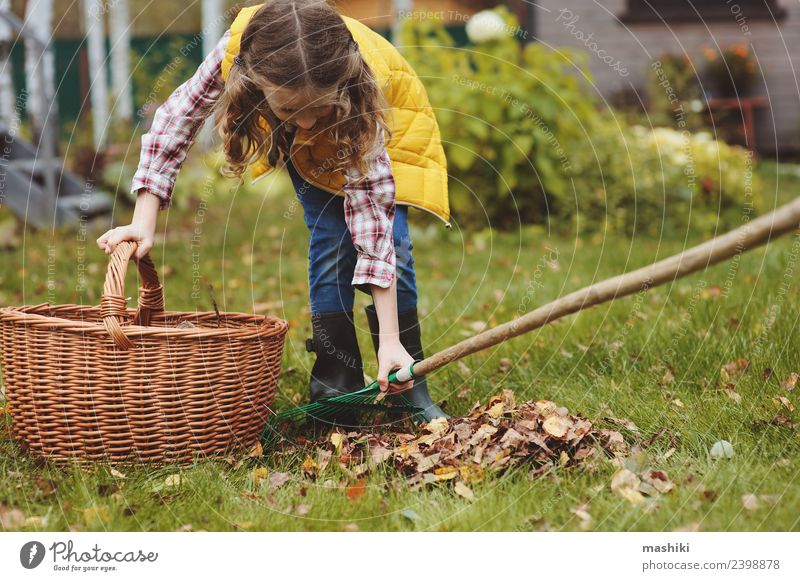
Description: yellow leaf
xmin=164 ymin=474 xmax=181 ymax=488
xmin=302 ymin=456 xmax=319 ymax=477
xmin=458 ymin=464 xmax=484 ymax=484
xmin=433 ymin=466 xmax=458 ymax=481
xmin=487 ymin=402 xmax=505 ymax=418
xmin=253 ymin=467 xmax=269 ymax=486
xmin=330 ymin=432 xmax=344 ymax=453
xmin=249 ymin=441 xmax=264 ymax=458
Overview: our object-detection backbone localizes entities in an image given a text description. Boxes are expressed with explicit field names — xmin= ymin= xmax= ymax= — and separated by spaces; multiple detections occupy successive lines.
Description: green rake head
xmin=261 ymin=366 xmax=424 ymax=448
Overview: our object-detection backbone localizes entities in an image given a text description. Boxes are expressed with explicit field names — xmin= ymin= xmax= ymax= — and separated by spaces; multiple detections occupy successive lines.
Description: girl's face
xmin=265 ymin=87 xmax=335 ymax=131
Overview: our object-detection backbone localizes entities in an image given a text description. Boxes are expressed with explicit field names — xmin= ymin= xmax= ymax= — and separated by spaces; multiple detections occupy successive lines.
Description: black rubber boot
xmin=364 ymin=304 xmax=449 ymax=422
xmin=305 ymin=311 xmax=364 ymax=429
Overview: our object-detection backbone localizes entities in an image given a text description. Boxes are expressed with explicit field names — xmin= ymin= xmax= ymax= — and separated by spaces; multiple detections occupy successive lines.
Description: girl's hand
xmin=96 ymin=223 xmax=155 ymax=260
xmin=377 ymin=339 xmax=416 ymax=394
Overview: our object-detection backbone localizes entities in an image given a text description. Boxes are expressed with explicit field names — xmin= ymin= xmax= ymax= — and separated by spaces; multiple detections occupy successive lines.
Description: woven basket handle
xmin=101 ymin=240 xmax=164 ymax=350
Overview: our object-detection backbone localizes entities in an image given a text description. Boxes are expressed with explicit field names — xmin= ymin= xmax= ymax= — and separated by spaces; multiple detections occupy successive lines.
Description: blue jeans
xmin=287 ymin=158 xmax=418 ymax=315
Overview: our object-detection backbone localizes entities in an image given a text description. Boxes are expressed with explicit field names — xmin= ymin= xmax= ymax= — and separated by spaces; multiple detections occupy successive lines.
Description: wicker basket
xmin=0 ymin=241 xmax=289 ymax=465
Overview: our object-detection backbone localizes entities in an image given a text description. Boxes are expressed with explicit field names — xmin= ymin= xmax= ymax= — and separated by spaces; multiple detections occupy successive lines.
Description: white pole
xmin=23 ymin=0 xmax=56 ymax=138
xmin=202 ymin=0 xmax=223 ymax=57
xmin=109 ymin=0 xmax=132 ymax=122
xmin=0 ymin=0 xmax=17 ymax=127
xmin=392 ymin=0 xmax=413 ymax=50
xmin=197 ymin=0 xmax=224 ymax=150
xmin=82 ymin=0 xmax=109 ymax=149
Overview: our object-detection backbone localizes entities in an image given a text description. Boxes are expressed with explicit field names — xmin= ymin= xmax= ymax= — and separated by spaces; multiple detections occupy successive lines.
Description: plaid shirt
xmin=131 ymin=29 xmax=397 ymax=288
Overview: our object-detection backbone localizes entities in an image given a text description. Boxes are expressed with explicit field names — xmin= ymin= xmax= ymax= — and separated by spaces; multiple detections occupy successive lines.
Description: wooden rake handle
xmin=393 ymin=197 xmax=800 ymax=383
xmin=101 ymin=240 xmax=165 ymax=350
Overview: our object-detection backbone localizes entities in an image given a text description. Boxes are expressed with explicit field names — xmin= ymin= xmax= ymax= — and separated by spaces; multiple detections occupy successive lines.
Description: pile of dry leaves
xmin=283 ymin=390 xmax=633 ymax=497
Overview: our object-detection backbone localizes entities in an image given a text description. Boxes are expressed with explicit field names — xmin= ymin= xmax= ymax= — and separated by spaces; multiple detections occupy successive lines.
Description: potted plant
xmin=701 ymin=42 xmax=758 ymax=98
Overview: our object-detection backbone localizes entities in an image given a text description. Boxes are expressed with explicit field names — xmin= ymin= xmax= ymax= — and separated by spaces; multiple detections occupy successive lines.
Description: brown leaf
xmin=781 ymin=372 xmax=798 ymax=391
xmin=248 ymin=441 xmax=264 ymax=458
xmin=640 ymin=470 xmax=675 ymax=495
xmin=772 ymin=396 xmax=795 ymax=412
xmin=771 ymin=413 xmax=795 ymax=428
xmin=268 ymin=472 xmax=291 ymax=488
xmin=720 ymin=358 xmax=749 ymax=383
xmin=724 ymin=385 xmax=742 ymax=403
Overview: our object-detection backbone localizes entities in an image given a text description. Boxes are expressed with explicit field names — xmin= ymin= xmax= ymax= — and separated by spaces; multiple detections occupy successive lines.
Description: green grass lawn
xmin=0 ymin=159 xmax=798 ymax=532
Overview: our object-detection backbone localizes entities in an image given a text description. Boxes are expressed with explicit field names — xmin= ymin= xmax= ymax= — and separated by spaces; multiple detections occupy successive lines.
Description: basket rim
xmin=0 ymin=302 xmax=289 ymax=341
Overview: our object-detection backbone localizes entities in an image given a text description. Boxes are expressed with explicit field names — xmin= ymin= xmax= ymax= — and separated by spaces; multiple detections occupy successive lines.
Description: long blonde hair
xmin=214 ymin=0 xmax=393 ymax=183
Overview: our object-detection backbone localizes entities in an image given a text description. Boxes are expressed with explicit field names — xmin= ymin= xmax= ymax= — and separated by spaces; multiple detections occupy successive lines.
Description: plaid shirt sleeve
xmin=130 ymin=29 xmax=231 ymax=210
xmin=343 ymin=140 xmax=397 ymax=289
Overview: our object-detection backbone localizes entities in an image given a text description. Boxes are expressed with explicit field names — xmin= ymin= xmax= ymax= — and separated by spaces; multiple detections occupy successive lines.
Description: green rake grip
xmin=260 ymin=362 xmax=424 ymax=447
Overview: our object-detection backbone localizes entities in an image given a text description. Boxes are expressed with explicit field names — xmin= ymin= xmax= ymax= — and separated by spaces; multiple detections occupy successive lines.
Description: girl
xmin=96 ymin=0 xmax=451 ymax=427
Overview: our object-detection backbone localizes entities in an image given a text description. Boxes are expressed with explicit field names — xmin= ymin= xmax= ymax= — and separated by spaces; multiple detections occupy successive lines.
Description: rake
xmin=261 ymin=197 xmax=800 ymax=447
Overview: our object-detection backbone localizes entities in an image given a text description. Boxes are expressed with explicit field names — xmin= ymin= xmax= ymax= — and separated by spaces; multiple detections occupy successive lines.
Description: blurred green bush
xmin=400 ymin=6 xmax=764 ymax=236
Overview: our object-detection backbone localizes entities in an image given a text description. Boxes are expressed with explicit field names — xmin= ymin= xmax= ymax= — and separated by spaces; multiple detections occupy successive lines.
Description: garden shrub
xmin=399 ymin=6 xmax=764 ymax=236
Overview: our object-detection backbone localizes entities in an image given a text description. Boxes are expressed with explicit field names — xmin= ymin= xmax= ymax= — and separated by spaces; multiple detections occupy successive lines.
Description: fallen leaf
xmin=771 ymin=413 xmax=795 ymax=428
xmin=164 ymin=474 xmax=181 ymax=488
xmin=433 ymin=466 xmax=458 ymax=481
xmin=741 ymin=494 xmax=760 ymax=511
xmin=781 ymin=372 xmax=798 ymax=391
xmin=295 ymin=504 xmax=312 ymax=516
xmin=425 ymin=417 xmax=450 ymax=436
xmin=458 ymin=464 xmax=484 ymax=484
xmin=543 ymin=415 xmax=572 ymax=439
xmin=330 ymin=432 xmax=344 ymax=453
xmin=772 ymin=396 xmax=795 ymax=412
xmin=269 ymin=472 xmax=291 ymax=488
xmin=641 ymin=470 xmax=675 ymax=494
xmin=454 ymin=481 xmax=475 ymax=501
xmin=252 ymin=467 xmax=269 ymax=487
xmin=611 ymin=469 xmax=644 ymax=505
xmin=570 ymin=504 xmax=592 ymax=530
xmin=301 ymin=456 xmax=319 ymax=478
xmin=721 ymin=358 xmax=749 ymax=383
xmin=346 ymin=479 xmax=367 ymax=501
xmin=0 ymin=507 xmax=25 ymax=530
xmin=110 ymin=468 xmax=127 ymax=480
xmin=724 ymin=386 xmax=742 ymax=403
xmin=249 ymin=441 xmax=263 ymax=458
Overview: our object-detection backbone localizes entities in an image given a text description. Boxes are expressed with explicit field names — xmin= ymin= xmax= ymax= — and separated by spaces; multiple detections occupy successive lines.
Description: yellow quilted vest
xmin=221 ymin=3 xmax=451 ymax=226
